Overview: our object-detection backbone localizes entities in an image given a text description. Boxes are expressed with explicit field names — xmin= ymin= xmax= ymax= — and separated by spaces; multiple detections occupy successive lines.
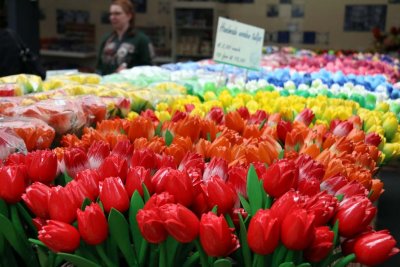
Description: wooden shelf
xmin=40 ymin=49 xmax=96 ymax=59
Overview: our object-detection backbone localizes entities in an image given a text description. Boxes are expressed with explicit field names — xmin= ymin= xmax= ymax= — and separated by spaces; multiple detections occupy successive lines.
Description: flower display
xmin=0 ymin=49 xmax=399 ymax=266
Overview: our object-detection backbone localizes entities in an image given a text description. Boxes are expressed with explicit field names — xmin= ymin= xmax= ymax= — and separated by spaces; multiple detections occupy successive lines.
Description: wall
xmin=39 ymin=0 xmax=400 ymax=56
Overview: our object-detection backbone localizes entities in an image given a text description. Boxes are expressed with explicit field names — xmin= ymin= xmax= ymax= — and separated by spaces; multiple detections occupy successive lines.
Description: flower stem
xmin=159 ymin=242 xmax=167 ymax=267
xmin=96 ymin=244 xmax=117 ymax=267
xmin=194 ymin=239 xmax=209 ymax=267
xmin=252 ymin=254 xmax=265 ymax=267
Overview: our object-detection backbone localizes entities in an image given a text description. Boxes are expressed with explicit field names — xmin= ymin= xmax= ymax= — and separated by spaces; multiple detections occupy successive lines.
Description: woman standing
xmin=96 ymin=0 xmax=152 ymax=75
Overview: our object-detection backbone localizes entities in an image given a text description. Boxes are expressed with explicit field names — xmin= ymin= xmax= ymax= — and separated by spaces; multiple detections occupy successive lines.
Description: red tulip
xmin=203 ymin=157 xmax=228 ymax=182
xmin=64 ymin=147 xmax=89 ymax=178
xmin=354 ymin=230 xmax=399 ymax=266
xmin=178 ymin=152 xmax=205 ymax=174
xmin=281 ymin=208 xmax=315 ymax=250
xmin=131 ymin=148 xmax=157 ymax=170
xmin=320 ymin=174 xmax=348 ymax=195
xmin=152 ymin=168 xmax=194 ymax=207
xmin=98 ymin=154 xmax=128 ymax=182
xmin=365 ymin=132 xmax=382 ymax=147
xmin=334 ymin=196 xmax=376 ymax=237
xmin=111 ymin=140 xmax=133 ymax=162
xmin=227 ymin=165 xmax=248 ymax=198
xmin=4 ymin=152 xmax=26 ymax=166
xmin=66 ymin=180 xmax=91 ymax=207
xmin=159 ymin=203 xmax=199 ymax=243
xmin=247 ymin=209 xmax=280 ymax=255
xmin=25 ymin=150 xmax=58 ymax=184
xmin=99 ymin=177 xmax=130 ymax=213
xmin=331 ymin=120 xmax=353 ymax=137
xmin=304 ymin=226 xmax=334 ymax=262
xmin=38 ymin=220 xmax=80 ymax=252
xmin=248 ymin=110 xmax=268 ymax=125
xmin=32 ymin=217 xmax=47 ymax=231
xmin=262 ymin=159 xmax=298 ymax=198
xmin=156 ymin=153 xmax=176 ymax=169
xmin=270 ymin=190 xmax=306 ymax=222
xmin=252 ymin=161 xmax=267 ymax=178
xmin=125 ymin=166 xmax=152 ymax=197
xmin=277 ymin=120 xmax=292 ymax=143
xmin=237 ymin=107 xmax=250 ymax=120
xmin=202 ymin=176 xmax=237 ymax=214
xmin=200 ymin=212 xmax=240 ymax=257
xmin=77 ymin=203 xmax=108 ymax=245
xmin=0 ymin=165 xmax=27 ymax=204
xmin=304 ymin=191 xmax=338 ymax=226
xmin=295 ymin=108 xmax=314 ymax=126
xmin=87 ymin=140 xmax=110 ymax=169
xmin=136 ymin=208 xmax=167 ymax=244
xmin=230 ymin=208 xmax=248 ymax=228
xmin=295 ymin=154 xmax=325 ymax=182
xmin=48 ymin=186 xmax=77 ymax=223
xmin=206 ymin=107 xmax=224 ymax=124
xmin=75 ymin=169 xmax=101 ymax=200
xmin=143 ymin=192 xmax=175 ymax=210
xmin=335 ymin=180 xmax=368 ymax=199
xmin=22 ymin=182 xmax=51 ymax=218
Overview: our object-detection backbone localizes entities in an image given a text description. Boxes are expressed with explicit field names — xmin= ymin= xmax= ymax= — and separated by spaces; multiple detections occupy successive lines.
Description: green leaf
xmin=224 ymin=214 xmax=235 ymax=228
xmin=332 ymin=220 xmax=339 ymax=246
xmin=166 ymin=236 xmax=180 ymax=267
xmin=213 ymin=258 xmax=232 ymax=267
xmin=0 ymin=199 xmax=8 ymax=217
xmin=238 ymin=213 xmax=251 ymax=267
xmin=0 ymin=231 xmax=5 ymax=255
xmin=367 ymin=189 xmax=374 ymax=199
xmin=139 ymin=239 xmax=149 ymax=267
xmin=335 ymin=194 xmax=344 ymax=202
xmin=246 ymin=164 xmax=262 ymax=216
xmin=239 ymin=194 xmax=251 ymax=214
xmin=182 ymin=251 xmax=199 ymax=267
xmin=262 ymin=189 xmax=272 ymax=209
xmin=272 ymin=244 xmax=288 ymax=267
xmin=155 ymin=122 xmax=163 ymax=137
xmin=0 ymin=213 xmax=38 ymax=266
xmin=108 ymin=208 xmax=138 ymax=267
xmin=296 ymin=263 xmax=311 ymax=267
xmin=216 ymin=132 xmax=222 ymax=138
xmin=16 ymin=203 xmax=37 ymax=235
xmin=258 ymin=119 xmax=267 ymax=130
xmin=28 ymin=238 xmax=47 ymax=248
xmin=64 ymin=172 xmax=73 ymax=184
xmin=278 ymin=150 xmax=284 ymax=159
xmin=332 ymin=254 xmax=356 ymax=267
xmin=36 ymin=245 xmax=49 ymax=267
xmin=278 ymin=263 xmax=295 ymax=267
xmin=81 ymin=198 xmax=92 ymax=211
xmin=129 ymin=191 xmax=145 ymax=256
xmin=165 ymin=130 xmax=173 ymax=146
xmin=10 ymin=205 xmax=26 ymax=239
xmin=58 ymin=253 xmax=100 ymax=267
xmin=120 ymin=128 xmax=126 ymax=135
xmin=142 ymin=184 xmax=151 ymax=202
xmin=211 ymin=205 xmax=218 ymax=214
xmin=207 ymin=132 xmax=212 ymax=142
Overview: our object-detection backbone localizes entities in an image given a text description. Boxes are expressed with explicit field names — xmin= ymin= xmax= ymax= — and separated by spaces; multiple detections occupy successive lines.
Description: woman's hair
xmin=111 ymin=0 xmax=135 ymax=27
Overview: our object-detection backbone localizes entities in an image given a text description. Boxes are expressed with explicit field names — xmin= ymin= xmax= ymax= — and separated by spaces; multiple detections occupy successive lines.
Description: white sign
xmin=213 ymin=17 xmax=265 ymax=70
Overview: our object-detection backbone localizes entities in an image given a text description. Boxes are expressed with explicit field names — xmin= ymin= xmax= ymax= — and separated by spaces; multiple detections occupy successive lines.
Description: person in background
xmin=97 ymin=0 xmax=153 ymax=75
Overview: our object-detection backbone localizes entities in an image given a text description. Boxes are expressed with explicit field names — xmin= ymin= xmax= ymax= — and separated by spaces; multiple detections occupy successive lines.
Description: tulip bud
xmin=25 ymin=150 xmax=58 ymax=184
xmin=39 ymin=220 xmax=80 ymax=252
xmin=354 ymin=230 xmax=399 ymax=266
xmin=262 ymin=159 xmax=298 ymax=198
xmin=77 ymin=203 xmax=108 ymax=245
xmin=200 ymin=212 xmax=240 ymax=257
xmin=334 ymin=196 xmax=376 ymax=237
xmin=281 ymin=209 xmax=315 ymax=250
xmin=136 ymin=208 xmax=167 ymax=244
xmin=99 ymin=177 xmax=130 ymax=213
xmin=159 ymin=203 xmax=199 ymax=243
xmin=304 ymin=226 xmax=334 ymax=262
xmin=87 ymin=140 xmax=110 ymax=169
xmin=0 ymin=165 xmax=27 ymax=204
xmin=247 ymin=209 xmax=280 ymax=255
xmin=22 ymin=182 xmax=51 ymax=218
xmin=98 ymin=154 xmax=128 ymax=182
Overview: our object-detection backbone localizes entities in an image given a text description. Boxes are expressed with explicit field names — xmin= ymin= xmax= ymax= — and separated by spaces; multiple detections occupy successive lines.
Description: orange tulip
xmin=369 ymin=179 xmax=384 ymax=202
xmin=225 ymin=111 xmax=245 ymax=134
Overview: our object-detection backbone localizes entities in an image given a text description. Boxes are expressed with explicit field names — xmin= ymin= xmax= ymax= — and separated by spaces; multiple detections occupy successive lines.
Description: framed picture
xmin=344 ymin=5 xmax=387 ymax=31
xmin=292 ymin=4 xmax=304 ymax=18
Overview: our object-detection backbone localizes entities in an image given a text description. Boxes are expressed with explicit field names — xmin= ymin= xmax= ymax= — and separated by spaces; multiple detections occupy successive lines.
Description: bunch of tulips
xmin=0 ymin=106 xmax=399 ymax=267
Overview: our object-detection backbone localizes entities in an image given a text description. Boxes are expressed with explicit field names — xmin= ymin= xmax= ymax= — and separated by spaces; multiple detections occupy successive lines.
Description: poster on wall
xmin=132 ymin=0 xmax=147 ymax=13
xmin=56 ymin=9 xmax=89 ymax=34
xmin=344 ymin=5 xmax=387 ymax=31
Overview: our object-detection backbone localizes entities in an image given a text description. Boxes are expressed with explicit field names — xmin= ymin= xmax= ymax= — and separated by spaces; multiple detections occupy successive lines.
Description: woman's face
xmin=109 ymin=5 xmax=132 ymax=31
